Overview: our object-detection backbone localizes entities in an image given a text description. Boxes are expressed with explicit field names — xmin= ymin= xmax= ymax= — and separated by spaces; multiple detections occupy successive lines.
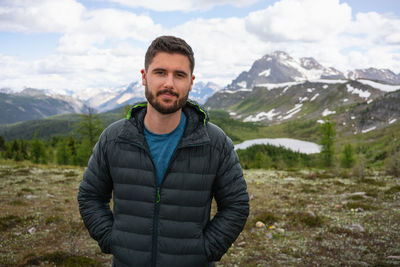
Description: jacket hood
xmin=119 ymin=99 xmax=210 ymax=148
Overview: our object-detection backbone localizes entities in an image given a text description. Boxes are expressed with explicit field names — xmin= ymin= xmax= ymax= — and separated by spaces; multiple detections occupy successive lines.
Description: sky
xmin=0 ymin=0 xmax=399 ymax=93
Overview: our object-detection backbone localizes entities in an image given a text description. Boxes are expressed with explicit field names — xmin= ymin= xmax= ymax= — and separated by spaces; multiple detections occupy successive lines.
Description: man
xmin=78 ymin=35 xmax=249 ymax=267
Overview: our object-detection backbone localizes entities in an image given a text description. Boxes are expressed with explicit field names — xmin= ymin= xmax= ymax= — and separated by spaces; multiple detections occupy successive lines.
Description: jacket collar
xmin=117 ymin=100 xmax=210 ymax=148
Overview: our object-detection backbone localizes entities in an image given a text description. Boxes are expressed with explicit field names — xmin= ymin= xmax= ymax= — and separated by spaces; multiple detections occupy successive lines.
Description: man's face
xmin=141 ymin=52 xmax=195 ymax=114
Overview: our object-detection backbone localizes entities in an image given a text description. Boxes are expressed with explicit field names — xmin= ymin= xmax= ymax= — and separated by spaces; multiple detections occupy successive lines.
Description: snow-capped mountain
xmin=0 ymin=88 xmax=89 ymax=124
xmin=80 ymin=80 xmax=221 ymax=112
xmin=347 ymin=68 xmax=400 ymax=85
xmin=94 ymin=82 xmax=145 ymax=112
xmin=227 ymin=51 xmax=345 ymax=90
xmin=190 ymin=81 xmax=221 ymax=104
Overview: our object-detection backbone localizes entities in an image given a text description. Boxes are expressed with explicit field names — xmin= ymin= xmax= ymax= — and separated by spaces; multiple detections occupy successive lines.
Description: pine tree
xmin=56 ymin=139 xmax=71 ymax=165
xmin=0 ymin=136 xmax=6 ymax=152
xmin=75 ymin=107 xmax=104 ymax=151
xmin=30 ymin=133 xmax=47 ymax=164
xmin=75 ymin=139 xmax=93 ymax=166
xmin=341 ymin=143 xmax=355 ymax=168
xmin=319 ymin=121 xmax=336 ymax=168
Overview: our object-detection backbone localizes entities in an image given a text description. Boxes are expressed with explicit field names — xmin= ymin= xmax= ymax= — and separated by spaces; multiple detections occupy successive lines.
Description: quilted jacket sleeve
xmin=77 ymin=133 xmax=114 ymax=254
xmin=204 ymin=131 xmax=250 ymax=261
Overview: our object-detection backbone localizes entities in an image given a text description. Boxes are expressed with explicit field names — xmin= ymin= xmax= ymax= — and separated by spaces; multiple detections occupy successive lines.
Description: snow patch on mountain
xmin=322 ymin=109 xmax=336 ymax=117
xmin=259 ymin=69 xmax=271 ymax=77
xmin=244 ymin=109 xmax=280 ymax=122
xmin=234 ymin=138 xmax=321 ymax=154
xmin=362 ymin=126 xmax=376 ymax=133
xmin=346 ymin=84 xmax=371 ymax=99
xmin=357 ymin=79 xmax=400 ymax=92
xmin=310 ymin=93 xmax=319 ymax=101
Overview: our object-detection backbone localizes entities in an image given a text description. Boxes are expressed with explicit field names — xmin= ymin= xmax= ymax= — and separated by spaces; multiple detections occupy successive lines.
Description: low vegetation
xmin=1 ymin=162 xmax=399 ymax=266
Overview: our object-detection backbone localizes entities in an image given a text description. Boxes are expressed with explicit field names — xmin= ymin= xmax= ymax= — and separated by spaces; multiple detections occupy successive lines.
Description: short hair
xmin=144 ymin=35 xmax=195 ymax=74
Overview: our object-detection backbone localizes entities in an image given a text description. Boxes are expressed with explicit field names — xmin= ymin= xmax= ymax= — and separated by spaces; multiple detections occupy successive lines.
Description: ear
xmin=141 ymin=69 xmax=146 ymax=85
xmin=189 ymin=75 xmax=195 ymax=91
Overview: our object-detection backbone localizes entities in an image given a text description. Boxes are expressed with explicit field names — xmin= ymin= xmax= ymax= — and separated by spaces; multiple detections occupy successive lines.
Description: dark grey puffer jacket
xmin=78 ymin=101 xmax=249 ymax=267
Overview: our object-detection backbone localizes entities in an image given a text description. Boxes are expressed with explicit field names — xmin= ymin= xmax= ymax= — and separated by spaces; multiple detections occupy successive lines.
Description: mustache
xmin=156 ymin=89 xmax=179 ymax=97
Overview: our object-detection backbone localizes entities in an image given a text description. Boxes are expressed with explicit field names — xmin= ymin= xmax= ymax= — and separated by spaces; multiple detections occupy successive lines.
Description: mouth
xmin=157 ymin=89 xmax=178 ymax=98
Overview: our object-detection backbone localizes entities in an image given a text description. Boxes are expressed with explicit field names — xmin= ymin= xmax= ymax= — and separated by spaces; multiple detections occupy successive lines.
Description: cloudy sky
xmin=1 ymin=0 xmax=399 ymax=93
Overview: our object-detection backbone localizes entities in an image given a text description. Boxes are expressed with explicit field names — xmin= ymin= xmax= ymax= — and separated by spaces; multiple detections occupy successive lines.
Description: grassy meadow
xmin=1 ymin=161 xmax=400 ymax=266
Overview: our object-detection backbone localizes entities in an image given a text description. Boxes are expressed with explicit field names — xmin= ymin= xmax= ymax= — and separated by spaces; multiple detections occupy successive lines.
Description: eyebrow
xmin=152 ymin=68 xmax=188 ymax=76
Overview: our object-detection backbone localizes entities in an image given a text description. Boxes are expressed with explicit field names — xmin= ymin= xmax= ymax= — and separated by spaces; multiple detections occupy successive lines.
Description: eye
xmin=175 ymin=72 xmax=187 ymax=78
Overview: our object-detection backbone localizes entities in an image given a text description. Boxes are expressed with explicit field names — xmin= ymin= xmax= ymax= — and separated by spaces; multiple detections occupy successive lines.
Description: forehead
xmin=149 ymin=52 xmax=191 ymax=72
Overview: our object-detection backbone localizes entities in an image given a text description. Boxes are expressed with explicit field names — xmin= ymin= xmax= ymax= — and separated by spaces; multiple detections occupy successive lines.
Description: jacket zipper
xmin=116 ymin=139 xmax=209 ymax=267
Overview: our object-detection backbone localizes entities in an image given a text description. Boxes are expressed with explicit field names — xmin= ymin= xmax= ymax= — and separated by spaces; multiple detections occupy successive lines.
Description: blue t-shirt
xmin=144 ymin=113 xmax=186 ymax=186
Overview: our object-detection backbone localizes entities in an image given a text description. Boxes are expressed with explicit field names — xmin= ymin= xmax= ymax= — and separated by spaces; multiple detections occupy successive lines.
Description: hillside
xmin=0 ymin=89 xmax=88 ymax=124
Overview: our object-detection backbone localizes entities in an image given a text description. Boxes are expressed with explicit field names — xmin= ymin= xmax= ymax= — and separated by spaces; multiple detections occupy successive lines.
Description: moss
xmin=21 ymin=187 xmax=34 ymax=193
xmin=287 ymin=211 xmax=324 ymax=228
xmin=0 ymin=215 xmax=23 ymax=232
xmin=27 ymin=252 xmax=102 ymax=266
xmin=344 ymin=201 xmax=377 ymax=210
xmin=9 ymin=199 xmax=27 ymax=206
xmin=348 ymin=195 xmax=366 ymax=201
xmin=64 ymin=171 xmax=77 ymax=177
xmin=385 ymin=185 xmax=400 ymax=195
xmin=45 ymin=215 xmax=62 ymax=224
xmin=251 ymin=211 xmax=279 ymax=226
xmin=358 ymin=178 xmax=386 ymax=187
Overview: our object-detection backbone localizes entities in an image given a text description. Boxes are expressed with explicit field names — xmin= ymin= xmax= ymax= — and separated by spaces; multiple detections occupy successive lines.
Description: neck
xmin=144 ymin=104 xmax=182 ymax=134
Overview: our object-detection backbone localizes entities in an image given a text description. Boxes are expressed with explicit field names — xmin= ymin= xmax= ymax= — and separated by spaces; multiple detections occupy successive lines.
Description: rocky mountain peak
xmin=348 ymin=68 xmax=400 ymax=85
xmin=300 ymin=57 xmax=323 ymax=70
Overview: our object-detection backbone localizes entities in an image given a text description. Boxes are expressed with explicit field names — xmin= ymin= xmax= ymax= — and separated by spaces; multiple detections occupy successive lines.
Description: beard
xmin=145 ymin=85 xmax=189 ymax=114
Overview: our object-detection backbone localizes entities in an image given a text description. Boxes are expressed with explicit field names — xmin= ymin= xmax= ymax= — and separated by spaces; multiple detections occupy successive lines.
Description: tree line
xmin=0 ymin=109 xmax=104 ymax=167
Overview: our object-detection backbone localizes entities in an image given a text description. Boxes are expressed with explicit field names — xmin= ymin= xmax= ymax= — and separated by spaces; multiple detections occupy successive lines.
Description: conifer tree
xmin=341 ymin=143 xmax=355 ymax=168
xmin=76 ymin=107 xmax=104 ymax=151
xmin=56 ymin=139 xmax=71 ymax=165
xmin=319 ymin=120 xmax=336 ymax=168
xmin=30 ymin=133 xmax=47 ymax=164
xmin=0 ymin=136 xmax=6 ymax=152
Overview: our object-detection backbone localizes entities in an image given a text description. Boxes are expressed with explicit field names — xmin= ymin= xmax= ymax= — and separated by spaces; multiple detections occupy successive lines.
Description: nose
xmin=164 ymin=73 xmax=174 ymax=88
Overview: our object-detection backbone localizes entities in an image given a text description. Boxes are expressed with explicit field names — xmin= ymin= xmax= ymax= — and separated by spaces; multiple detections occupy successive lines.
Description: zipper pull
xmin=156 ymin=187 xmax=161 ymax=204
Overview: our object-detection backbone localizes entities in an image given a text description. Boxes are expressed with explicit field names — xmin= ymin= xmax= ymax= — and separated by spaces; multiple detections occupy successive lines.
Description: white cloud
xmin=169 ymin=17 xmax=268 ymax=85
xmin=245 ymin=0 xmax=351 ymax=42
xmin=348 ymin=12 xmax=400 ymax=45
xmin=108 ymin=0 xmax=260 ymax=12
xmin=57 ymin=8 xmax=163 ymax=53
xmin=0 ymin=0 xmax=84 ymax=32
xmin=1 ymin=0 xmax=400 ymax=95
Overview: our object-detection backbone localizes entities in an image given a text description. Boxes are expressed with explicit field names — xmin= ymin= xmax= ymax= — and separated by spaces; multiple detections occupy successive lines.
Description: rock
xmin=276 ymin=228 xmax=285 ymax=234
xmin=28 ymin=227 xmax=36 ymax=234
xmin=256 ymin=221 xmax=266 ymax=228
xmin=265 ymin=232 xmax=273 ymax=239
xmin=346 ymin=223 xmax=365 ymax=232
xmin=356 ymin=207 xmax=364 ymax=212
xmin=306 ymin=211 xmax=316 ymax=218
xmin=341 ymin=192 xmax=366 ymax=198
xmin=249 ymin=194 xmax=255 ymax=200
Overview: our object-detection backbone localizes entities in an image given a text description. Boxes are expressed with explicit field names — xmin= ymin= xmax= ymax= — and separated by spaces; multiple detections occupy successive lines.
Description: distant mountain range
xmin=0 ymin=88 xmax=89 ymax=124
xmin=0 ymin=81 xmax=220 ymax=124
xmin=205 ymin=51 xmax=400 ymax=135
xmin=1 ymin=50 xmax=399 ymax=126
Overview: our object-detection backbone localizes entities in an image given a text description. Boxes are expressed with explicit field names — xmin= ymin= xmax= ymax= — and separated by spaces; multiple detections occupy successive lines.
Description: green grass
xmin=1 ymin=164 xmax=400 ymax=266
